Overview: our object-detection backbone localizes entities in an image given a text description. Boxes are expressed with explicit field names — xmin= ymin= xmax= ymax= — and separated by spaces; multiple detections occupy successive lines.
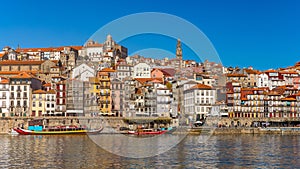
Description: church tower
xmin=176 ymin=39 xmax=183 ymax=68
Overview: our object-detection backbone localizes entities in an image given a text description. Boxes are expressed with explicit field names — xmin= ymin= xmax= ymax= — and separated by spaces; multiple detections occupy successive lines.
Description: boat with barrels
xmin=13 ymin=119 xmax=103 ymax=135
xmin=127 ymin=127 xmax=175 ymax=135
xmin=14 ymin=125 xmax=103 ymax=135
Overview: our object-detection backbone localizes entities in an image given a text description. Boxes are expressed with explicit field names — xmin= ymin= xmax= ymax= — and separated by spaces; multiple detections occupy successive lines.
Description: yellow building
xmin=31 ymin=89 xmax=46 ymax=117
xmin=97 ymin=68 xmax=115 ymax=116
xmin=89 ymin=77 xmax=101 ymax=116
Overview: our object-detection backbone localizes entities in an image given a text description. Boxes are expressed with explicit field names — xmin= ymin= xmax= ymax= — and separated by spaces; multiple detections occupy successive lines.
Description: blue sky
xmin=0 ymin=0 xmax=299 ymax=70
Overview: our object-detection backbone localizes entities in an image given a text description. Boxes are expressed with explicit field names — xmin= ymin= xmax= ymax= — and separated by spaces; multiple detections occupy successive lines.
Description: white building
xmin=156 ymin=86 xmax=171 ymax=117
xmin=133 ymin=63 xmax=151 ymax=78
xmin=84 ymin=40 xmax=103 ymax=61
xmin=0 ymin=77 xmax=10 ymax=117
xmin=116 ymin=63 xmax=133 ymax=81
xmin=72 ymin=63 xmax=95 ymax=82
xmin=258 ymin=73 xmax=269 ymax=88
xmin=184 ymin=83 xmax=216 ymax=122
xmin=46 ymin=89 xmax=56 ymax=116
xmin=9 ymin=72 xmax=32 ymax=117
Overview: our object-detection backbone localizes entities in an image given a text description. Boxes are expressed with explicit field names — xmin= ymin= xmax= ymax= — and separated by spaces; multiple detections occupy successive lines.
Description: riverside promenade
xmin=1 ymin=116 xmax=300 ymax=134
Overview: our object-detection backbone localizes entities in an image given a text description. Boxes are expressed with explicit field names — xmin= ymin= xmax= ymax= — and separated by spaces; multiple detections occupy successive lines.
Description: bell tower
xmin=176 ymin=39 xmax=182 ymax=68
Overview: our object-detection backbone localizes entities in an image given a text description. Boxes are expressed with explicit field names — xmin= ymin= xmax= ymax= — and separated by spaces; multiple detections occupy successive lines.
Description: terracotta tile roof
xmin=135 ymin=88 xmax=143 ymax=95
xmin=279 ymin=71 xmax=298 ymax=74
xmin=0 ymin=60 xmax=58 ymax=65
xmin=161 ymin=68 xmax=176 ymax=77
xmin=85 ymin=43 xmax=103 ymax=47
xmin=0 ymin=53 xmax=5 ymax=58
xmin=16 ymin=47 xmax=65 ymax=53
xmin=0 ymin=77 xmax=9 ymax=84
xmin=189 ymin=84 xmax=212 ymax=90
xmin=244 ymin=69 xmax=260 ymax=74
xmin=0 ymin=60 xmax=44 ymax=65
xmin=227 ymin=73 xmax=247 ymax=77
xmin=47 ymin=89 xmax=56 ymax=94
xmin=267 ymin=91 xmax=281 ymax=96
xmin=135 ymin=78 xmax=163 ymax=85
xmin=11 ymin=72 xmax=33 ymax=79
xmin=70 ymin=46 xmax=83 ymax=50
xmin=281 ymin=96 xmax=297 ymax=101
xmin=151 ymin=79 xmax=163 ymax=83
xmin=33 ymin=89 xmax=47 ymax=94
xmin=264 ymin=69 xmax=277 ymax=73
xmin=0 ymin=70 xmax=40 ymax=76
xmin=100 ymin=68 xmax=115 ymax=72
xmin=43 ymin=83 xmax=52 ymax=87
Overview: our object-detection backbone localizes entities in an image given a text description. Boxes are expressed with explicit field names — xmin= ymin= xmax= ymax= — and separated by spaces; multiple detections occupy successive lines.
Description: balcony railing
xmin=157 ymin=101 xmax=172 ymax=104
xmin=100 ymin=93 xmax=110 ymax=96
xmin=0 ymin=87 xmax=8 ymax=91
xmin=99 ymin=100 xmax=111 ymax=104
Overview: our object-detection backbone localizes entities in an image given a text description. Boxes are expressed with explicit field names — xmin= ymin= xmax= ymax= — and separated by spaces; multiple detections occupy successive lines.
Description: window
xmin=39 ymin=102 xmax=42 ymax=107
xmin=24 ymin=86 xmax=27 ymax=91
xmin=33 ymin=102 xmax=36 ymax=107
xmin=11 ymin=86 xmax=14 ymax=90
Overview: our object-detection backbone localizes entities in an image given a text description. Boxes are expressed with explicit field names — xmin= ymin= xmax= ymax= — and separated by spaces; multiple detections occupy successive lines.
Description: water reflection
xmin=0 ymin=134 xmax=299 ymax=168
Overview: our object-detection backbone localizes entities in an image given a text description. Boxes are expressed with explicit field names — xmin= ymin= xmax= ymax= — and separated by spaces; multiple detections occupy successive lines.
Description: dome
xmin=106 ymin=34 xmax=112 ymax=41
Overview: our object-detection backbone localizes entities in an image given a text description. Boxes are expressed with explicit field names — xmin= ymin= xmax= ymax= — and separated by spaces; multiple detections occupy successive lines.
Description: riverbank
xmin=187 ymin=127 xmax=300 ymax=135
xmin=1 ymin=117 xmax=300 ymax=135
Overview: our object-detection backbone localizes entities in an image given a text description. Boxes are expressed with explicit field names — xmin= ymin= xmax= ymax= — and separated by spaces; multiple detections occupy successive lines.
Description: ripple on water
xmin=0 ymin=134 xmax=299 ymax=168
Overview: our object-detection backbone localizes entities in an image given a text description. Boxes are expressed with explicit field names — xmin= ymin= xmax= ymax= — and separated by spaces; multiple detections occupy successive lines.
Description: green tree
xmin=166 ymin=82 xmax=172 ymax=90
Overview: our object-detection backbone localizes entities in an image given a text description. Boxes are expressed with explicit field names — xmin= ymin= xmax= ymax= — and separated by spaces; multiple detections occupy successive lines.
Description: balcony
xmin=99 ymin=100 xmax=111 ymax=104
xmin=0 ymin=87 xmax=8 ymax=91
xmin=157 ymin=100 xmax=172 ymax=104
xmin=100 ymin=85 xmax=110 ymax=89
xmin=145 ymin=95 xmax=156 ymax=99
xmin=10 ymin=96 xmax=15 ymax=99
xmin=145 ymin=103 xmax=156 ymax=107
xmin=100 ymin=93 xmax=110 ymax=96
xmin=16 ymin=89 xmax=22 ymax=92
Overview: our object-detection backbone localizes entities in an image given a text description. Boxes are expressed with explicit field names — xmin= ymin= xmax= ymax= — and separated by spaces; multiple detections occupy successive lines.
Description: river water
xmin=0 ymin=134 xmax=299 ymax=168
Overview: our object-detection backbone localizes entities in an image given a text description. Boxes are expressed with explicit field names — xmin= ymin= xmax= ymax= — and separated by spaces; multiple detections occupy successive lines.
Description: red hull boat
xmin=128 ymin=129 xmax=168 ymax=135
xmin=14 ymin=126 xmax=103 ymax=135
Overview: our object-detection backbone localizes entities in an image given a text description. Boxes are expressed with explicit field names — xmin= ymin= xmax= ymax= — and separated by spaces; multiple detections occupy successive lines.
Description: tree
xmin=166 ymin=82 xmax=172 ymax=90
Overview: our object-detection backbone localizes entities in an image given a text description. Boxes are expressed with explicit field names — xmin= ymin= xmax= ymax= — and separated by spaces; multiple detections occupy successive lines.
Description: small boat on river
xmin=128 ymin=127 xmax=174 ymax=135
xmin=13 ymin=125 xmax=103 ymax=135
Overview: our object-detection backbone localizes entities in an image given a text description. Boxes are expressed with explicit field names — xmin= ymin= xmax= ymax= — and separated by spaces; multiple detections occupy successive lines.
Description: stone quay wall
xmin=0 ymin=117 xmax=126 ymax=134
xmin=1 ymin=116 xmax=300 ymax=134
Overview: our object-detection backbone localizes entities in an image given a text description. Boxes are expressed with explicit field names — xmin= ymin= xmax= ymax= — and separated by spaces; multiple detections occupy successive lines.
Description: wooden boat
xmin=128 ymin=128 xmax=168 ymax=135
xmin=13 ymin=125 xmax=103 ymax=135
xmin=8 ymin=128 xmax=19 ymax=136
